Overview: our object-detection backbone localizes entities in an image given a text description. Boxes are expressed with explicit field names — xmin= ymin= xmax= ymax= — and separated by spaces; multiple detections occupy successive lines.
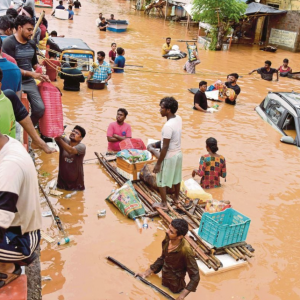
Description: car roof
xmin=278 ymin=92 xmax=300 ymax=110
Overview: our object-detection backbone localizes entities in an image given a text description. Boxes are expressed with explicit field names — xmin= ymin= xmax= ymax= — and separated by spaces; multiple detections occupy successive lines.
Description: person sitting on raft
xmin=278 ymin=58 xmax=292 ymax=77
xmin=107 ymin=108 xmax=131 ymax=153
xmin=193 ymin=81 xmax=211 ymax=113
xmin=162 ymin=37 xmax=172 ymax=55
xmin=192 ymin=137 xmax=226 ymax=189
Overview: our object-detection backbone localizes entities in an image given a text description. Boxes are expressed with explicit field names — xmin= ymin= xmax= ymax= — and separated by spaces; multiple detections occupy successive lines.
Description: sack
xmin=186 ymin=42 xmax=198 ymax=62
xmin=140 ymin=163 xmax=157 ymax=189
xmin=106 ymin=181 xmax=145 ymax=219
xmin=116 ymin=149 xmax=151 ymax=164
xmin=181 ymin=178 xmax=212 ymax=202
xmin=140 ymin=164 xmax=175 ymax=194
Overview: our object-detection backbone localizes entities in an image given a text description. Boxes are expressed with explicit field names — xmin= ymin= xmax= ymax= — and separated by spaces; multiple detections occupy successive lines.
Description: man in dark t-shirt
xmin=193 ymin=80 xmax=210 ymax=113
xmin=224 ymin=73 xmax=241 ymax=105
xmin=55 ymin=126 xmax=86 ymax=191
xmin=2 ymin=15 xmax=50 ymax=126
xmin=61 ymin=58 xmax=85 ymax=91
xmin=99 ymin=17 xmax=109 ymax=31
xmin=249 ymin=60 xmax=278 ymax=81
xmin=74 ymin=0 xmax=81 ymax=8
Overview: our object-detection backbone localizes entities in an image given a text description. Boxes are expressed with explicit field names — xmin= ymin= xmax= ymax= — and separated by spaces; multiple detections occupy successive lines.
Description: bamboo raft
xmin=95 ymin=152 xmax=255 ymax=272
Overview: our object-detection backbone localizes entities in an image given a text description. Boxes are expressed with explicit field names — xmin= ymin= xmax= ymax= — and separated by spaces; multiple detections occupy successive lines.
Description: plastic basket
xmin=198 ymin=208 xmax=251 ymax=248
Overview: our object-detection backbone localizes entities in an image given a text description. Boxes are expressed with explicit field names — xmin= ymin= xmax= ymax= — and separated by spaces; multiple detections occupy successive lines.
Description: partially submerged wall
xmin=267 ymin=11 xmax=300 ymax=52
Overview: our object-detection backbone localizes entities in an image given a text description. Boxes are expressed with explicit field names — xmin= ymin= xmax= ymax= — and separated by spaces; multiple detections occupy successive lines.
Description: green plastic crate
xmin=198 ymin=208 xmax=251 ymax=248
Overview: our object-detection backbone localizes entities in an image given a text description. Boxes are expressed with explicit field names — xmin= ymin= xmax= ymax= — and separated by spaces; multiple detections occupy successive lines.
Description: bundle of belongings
xmin=106 ymin=181 xmax=145 ymax=219
xmin=163 ymin=45 xmax=187 ymax=60
xmin=186 ymin=42 xmax=198 ymax=62
xmin=116 ymin=149 xmax=151 ymax=164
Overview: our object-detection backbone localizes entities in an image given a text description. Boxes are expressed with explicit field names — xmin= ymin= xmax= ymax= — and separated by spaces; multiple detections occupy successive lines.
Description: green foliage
xmin=192 ymin=0 xmax=247 ymax=25
xmin=192 ymin=0 xmax=246 ymax=50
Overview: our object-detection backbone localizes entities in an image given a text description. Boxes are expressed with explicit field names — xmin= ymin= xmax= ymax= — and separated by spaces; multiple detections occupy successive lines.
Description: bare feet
xmin=152 ymin=202 xmax=169 ymax=211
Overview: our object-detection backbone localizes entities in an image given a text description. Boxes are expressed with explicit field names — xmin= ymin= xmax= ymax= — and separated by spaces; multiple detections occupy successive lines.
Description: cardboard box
xmin=116 ymin=157 xmax=157 ymax=181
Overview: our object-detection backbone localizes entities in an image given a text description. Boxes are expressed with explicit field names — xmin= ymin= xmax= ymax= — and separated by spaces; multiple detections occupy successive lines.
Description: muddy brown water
xmin=38 ymin=1 xmax=300 ymax=299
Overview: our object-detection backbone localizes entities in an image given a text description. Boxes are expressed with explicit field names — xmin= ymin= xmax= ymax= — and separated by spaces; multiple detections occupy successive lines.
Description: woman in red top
xmin=109 ymin=43 xmax=117 ymax=64
xmin=42 ymin=52 xmax=61 ymax=82
xmin=192 ymin=137 xmax=226 ymax=189
xmin=278 ymin=58 xmax=292 ymax=77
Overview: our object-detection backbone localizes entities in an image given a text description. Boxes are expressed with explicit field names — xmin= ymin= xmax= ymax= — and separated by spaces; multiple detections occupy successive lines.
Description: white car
xmin=255 ymin=92 xmax=300 ymax=147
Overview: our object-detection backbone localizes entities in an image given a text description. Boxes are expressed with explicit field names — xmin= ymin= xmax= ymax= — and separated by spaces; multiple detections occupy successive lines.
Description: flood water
xmin=38 ymin=1 xmax=300 ymax=299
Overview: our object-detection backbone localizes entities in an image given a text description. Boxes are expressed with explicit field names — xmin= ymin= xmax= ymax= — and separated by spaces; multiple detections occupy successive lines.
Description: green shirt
xmin=0 ymin=91 xmax=16 ymax=138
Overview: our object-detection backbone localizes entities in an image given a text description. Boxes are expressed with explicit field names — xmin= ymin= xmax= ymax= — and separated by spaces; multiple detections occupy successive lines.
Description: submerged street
xmin=39 ymin=1 xmax=300 ymax=299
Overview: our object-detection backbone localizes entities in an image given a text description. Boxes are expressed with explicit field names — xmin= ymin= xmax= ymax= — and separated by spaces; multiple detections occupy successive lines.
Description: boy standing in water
xmin=114 ymin=47 xmax=125 ymax=73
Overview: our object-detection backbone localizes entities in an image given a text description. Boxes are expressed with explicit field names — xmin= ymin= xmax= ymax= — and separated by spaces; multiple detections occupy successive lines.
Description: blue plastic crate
xmin=198 ymin=208 xmax=251 ymax=248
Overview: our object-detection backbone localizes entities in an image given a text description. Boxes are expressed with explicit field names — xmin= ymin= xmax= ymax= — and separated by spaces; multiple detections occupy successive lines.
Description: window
xmin=266 ymin=101 xmax=285 ymax=125
xmin=261 ymin=95 xmax=271 ymax=110
xmin=282 ymin=113 xmax=297 ymax=139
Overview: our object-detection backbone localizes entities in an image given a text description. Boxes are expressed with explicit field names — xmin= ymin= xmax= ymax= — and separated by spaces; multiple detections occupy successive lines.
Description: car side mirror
xmin=280 ymin=136 xmax=295 ymax=145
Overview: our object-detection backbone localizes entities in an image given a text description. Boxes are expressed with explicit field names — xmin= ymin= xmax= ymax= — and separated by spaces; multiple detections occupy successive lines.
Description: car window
xmin=266 ymin=101 xmax=285 ymax=125
xmin=282 ymin=113 xmax=297 ymax=139
xmin=262 ymin=95 xmax=271 ymax=110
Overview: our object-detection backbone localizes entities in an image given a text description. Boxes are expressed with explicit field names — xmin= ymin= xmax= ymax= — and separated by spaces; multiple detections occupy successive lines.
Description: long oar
xmin=107 ymin=256 xmax=175 ymax=300
xmin=126 ymin=64 xmax=143 ymax=68
xmin=39 ymin=183 xmax=67 ymax=236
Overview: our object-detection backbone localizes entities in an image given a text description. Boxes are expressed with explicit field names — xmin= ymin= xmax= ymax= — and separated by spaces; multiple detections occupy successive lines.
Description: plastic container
xmin=97 ymin=209 xmax=106 ymax=218
xmin=142 ymin=217 xmax=149 ymax=229
xmin=65 ymin=191 xmax=77 ymax=199
xmin=198 ymin=208 xmax=251 ymax=248
xmin=181 ymin=178 xmax=212 ymax=201
xmin=38 ymin=82 xmax=64 ymax=138
xmin=58 ymin=235 xmax=74 ymax=245
xmin=134 ymin=218 xmax=142 ymax=230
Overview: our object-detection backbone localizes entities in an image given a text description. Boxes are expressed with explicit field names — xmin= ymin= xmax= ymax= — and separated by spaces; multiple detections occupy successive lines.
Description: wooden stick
xmin=107 ymin=256 xmax=175 ymax=300
xmin=232 ymin=247 xmax=247 ymax=261
xmin=39 ymin=183 xmax=66 ymax=236
xmin=240 ymin=246 xmax=255 ymax=258
xmin=225 ymin=248 xmax=238 ymax=261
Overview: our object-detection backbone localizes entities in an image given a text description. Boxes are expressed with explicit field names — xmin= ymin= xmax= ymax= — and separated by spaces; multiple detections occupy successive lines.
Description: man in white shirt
xmin=95 ymin=12 xmax=102 ymax=27
xmin=153 ymin=97 xmax=182 ymax=211
xmin=0 ymin=0 xmax=23 ymax=16
xmin=0 ymin=132 xmax=42 ymax=287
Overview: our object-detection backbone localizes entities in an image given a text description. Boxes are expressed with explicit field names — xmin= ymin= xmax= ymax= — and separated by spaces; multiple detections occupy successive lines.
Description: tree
xmin=192 ymin=0 xmax=247 ymax=50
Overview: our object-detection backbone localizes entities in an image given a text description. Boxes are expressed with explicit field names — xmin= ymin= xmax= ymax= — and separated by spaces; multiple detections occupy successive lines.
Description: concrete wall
xmin=266 ymin=11 xmax=300 ymax=52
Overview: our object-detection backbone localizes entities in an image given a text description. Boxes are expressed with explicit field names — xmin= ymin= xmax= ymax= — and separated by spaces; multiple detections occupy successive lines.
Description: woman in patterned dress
xmin=192 ymin=137 xmax=226 ymax=189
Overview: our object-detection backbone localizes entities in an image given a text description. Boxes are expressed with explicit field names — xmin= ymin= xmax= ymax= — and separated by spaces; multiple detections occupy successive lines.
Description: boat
xmin=107 ymin=20 xmax=129 ymax=33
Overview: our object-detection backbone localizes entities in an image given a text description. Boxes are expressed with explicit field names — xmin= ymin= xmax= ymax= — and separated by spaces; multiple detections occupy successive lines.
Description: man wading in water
xmin=136 ymin=219 xmax=200 ymax=300
xmin=153 ymin=97 xmax=182 ymax=211
xmin=55 ymin=126 xmax=86 ymax=191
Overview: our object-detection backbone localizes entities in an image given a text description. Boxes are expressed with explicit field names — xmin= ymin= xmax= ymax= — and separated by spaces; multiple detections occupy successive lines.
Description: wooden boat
xmin=107 ymin=20 xmax=129 ymax=33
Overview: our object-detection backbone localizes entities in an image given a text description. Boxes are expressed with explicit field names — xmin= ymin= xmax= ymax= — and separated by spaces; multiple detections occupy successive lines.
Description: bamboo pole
xmin=32 ymin=11 xmax=45 ymax=42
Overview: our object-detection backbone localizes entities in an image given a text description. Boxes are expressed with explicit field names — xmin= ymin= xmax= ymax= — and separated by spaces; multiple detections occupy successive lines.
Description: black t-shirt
xmin=99 ymin=21 xmax=108 ymax=31
xmin=225 ymin=82 xmax=241 ymax=105
xmin=61 ymin=68 xmax=85 ymax=91
xmin=193 ymin=90 xmax=207 ymax=110
xmin=2 ymin=35 xmax=38 ymax=83
xmin=257 ymin=67 xmax=277 ymax=81
xmin=3 ymin=89 xmax=29 ymax=122
xmin=74 ymin=1 xmax=81 ymax=8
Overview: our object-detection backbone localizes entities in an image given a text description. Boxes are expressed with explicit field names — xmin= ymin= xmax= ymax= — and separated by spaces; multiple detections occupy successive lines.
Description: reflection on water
xmin=39 ymin=0 xmax=300 ymax=299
